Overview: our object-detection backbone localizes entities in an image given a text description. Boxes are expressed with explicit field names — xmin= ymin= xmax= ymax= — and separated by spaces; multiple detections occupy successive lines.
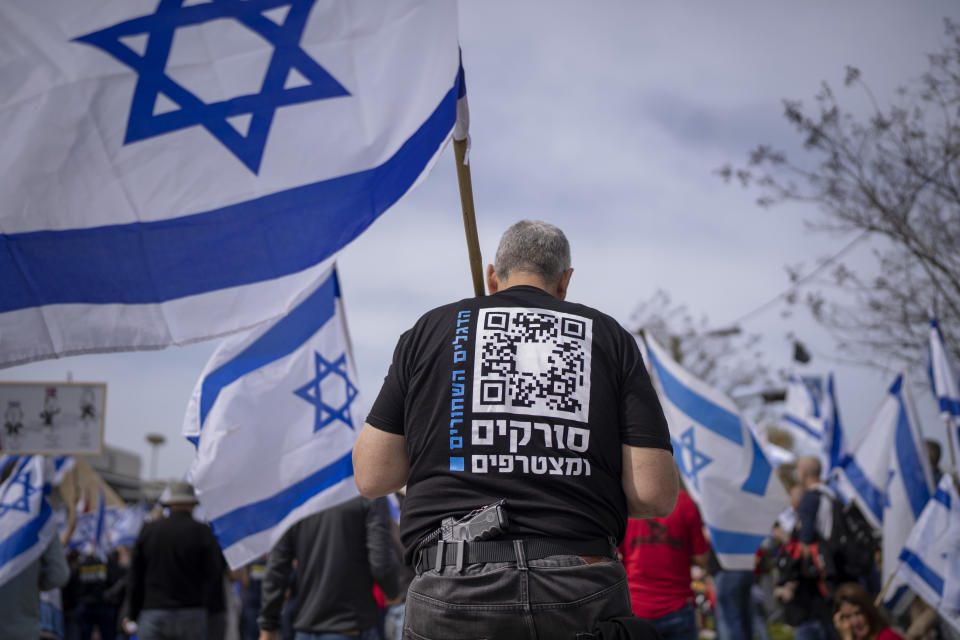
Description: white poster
xmin=0 ymin=383 xmax=105 ymax=455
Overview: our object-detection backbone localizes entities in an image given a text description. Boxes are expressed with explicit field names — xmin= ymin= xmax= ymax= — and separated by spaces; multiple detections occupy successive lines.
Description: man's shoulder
xmin=798 ymin=489 xmax=825 ymax=513
xmin=406 ymin=296 xmax=478 ymax=331
xmin=412 ymin=291 xmax=623 ymax=327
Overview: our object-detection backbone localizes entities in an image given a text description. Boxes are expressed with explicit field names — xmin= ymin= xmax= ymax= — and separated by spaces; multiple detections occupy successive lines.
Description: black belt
xmin=415 ymin=537 xmax=615 ymax=574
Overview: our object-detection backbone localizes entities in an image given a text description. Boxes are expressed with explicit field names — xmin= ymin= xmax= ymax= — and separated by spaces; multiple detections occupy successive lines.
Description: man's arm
xmin=257 ymin=525 xmax=296 ymax=634
xmin=365 ymin=498 xmax=401 ymax=600
xmin=353 ymin=424 xmax=409 ymax=498
xmin=621 ymin=445 xmax=678 ymax=519
xmin=38 ymin=537 xmax=69 ymax=591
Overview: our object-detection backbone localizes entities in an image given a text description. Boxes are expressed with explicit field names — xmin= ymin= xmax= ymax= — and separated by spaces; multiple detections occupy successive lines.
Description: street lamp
xmin=145 ymin=433 xmax=166 ymax=480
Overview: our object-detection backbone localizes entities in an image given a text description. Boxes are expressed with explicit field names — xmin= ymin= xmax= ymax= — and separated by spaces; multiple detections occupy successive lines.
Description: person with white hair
xmin=353 ymin=220 xmax=677 ymax=639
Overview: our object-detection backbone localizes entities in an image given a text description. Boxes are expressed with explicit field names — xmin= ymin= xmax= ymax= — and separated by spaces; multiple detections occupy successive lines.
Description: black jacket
xmin=257 ymin=496 xmax=400 ymax=634
xmin=126 ymin=510 xmax=221 ymax=620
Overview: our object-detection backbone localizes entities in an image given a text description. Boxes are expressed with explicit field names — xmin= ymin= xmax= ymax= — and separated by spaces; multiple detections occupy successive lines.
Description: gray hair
xmin=494 ymin=220 xmax=571 ymax=283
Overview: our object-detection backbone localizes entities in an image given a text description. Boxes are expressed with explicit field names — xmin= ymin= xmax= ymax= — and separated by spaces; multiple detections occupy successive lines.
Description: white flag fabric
xmin=834 ymin=374 xmax=934 ymax=584
xmin=930 ymin=317 xmax=960 ymax=475
xmin=0 ymin=456 xmax=61 ymax=587
xmin=782 ymin=375 xmax=825 ymax=456
xmin=184 ymin=265 xmax=359 ymax=568
xmin=747 ymin=419 xmax=796 ymax=467
xmin=641 ymin=335 xmax=788 ymax=570
xmin=0 ymin=0 xmax=460 ymax=368
xmin=890 ymin=475 xmax=960 ymax=633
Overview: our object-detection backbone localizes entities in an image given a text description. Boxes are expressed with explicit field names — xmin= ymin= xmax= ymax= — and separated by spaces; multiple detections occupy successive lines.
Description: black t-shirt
xmin=367 ymin=285 xmax=672 ymax=560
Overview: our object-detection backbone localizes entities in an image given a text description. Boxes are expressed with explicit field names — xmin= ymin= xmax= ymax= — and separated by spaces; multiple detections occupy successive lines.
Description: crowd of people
xmin=615 ymin=453 xmax=958 ymax=640
xmin=7 ymin=221 xmax=957 ymax=640
xmin=14 ymin=456 xmax=957 ymax=640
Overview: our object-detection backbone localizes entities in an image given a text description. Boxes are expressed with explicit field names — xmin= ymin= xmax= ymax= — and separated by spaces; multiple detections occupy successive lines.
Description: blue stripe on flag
xmin=884 ymin=584 xmax=910 ymax=610
xmin=706 ymin=526 xmax=766 ymax=555
xmin=199 ymin=270 xmax=339 ymax=428
xmin=825 ymin=374 xmax=844 ymax=471
xmin=0 ymin=495 xmax=52 ymax=570
xmin=94 ymin=487 xmax=106 ymax=556
xmin=892 ymin=387 xmax=931 ymax=519
xmin=741 ymin=433 xmax=772 ymax=496
xmin=939 ymin=397 xmax=960 ymax=416
xmin=899 ymin=548 xmax=944 ymax=596
xmin=456 ymin=53 xmax=466 ymax=99
xmin=0 ymin=81 xmax=457 ymax=312
xmin=646 ymin=347 xmax=743 ymax=445
xmin=934 ymin=487 xmax=951 ymax=508
xmin=841 ymin=457 xmax=884 ymax=522
xmin=210 ymin=450 xmax=354 ymax=549
xmin=783 ymin=414 xmax=821 ymax=440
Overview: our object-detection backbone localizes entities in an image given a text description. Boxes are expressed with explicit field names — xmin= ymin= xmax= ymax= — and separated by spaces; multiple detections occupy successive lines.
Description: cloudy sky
xmin=3 ymin=1 xmax=958 ymax=479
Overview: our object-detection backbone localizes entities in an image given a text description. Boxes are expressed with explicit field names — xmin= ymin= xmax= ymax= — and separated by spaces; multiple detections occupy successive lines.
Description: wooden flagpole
xmin=874 ymin=570 xmax=899 ymax=608
xmin=454 ymin=137 xmax=484 ymax=297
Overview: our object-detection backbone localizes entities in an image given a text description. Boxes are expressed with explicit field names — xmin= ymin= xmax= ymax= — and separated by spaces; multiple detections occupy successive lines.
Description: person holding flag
xmin=0 ymin=456 xmax=71 ymax=638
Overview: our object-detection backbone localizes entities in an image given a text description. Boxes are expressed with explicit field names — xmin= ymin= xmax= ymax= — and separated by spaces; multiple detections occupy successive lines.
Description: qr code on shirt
xmin=472 ymin=307 xmax=592 ymax=422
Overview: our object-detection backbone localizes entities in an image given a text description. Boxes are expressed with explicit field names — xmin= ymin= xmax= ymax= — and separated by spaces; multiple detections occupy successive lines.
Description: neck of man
xmin=499 ymin=273 xmax=555 ymax=293
xmin=169 ymin=504 xmax=195 ymax=514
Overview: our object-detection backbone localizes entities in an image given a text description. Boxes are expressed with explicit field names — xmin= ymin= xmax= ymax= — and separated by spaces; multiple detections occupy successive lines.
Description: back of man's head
xmin=796 ymin=456 xmax=821 ymax=487
xmin=494 ymin=220 xmax=570 ymax=284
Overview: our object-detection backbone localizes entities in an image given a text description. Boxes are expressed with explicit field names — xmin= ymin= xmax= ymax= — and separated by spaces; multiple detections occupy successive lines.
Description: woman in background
xmin=833 ymin=583 xmax=903 ymax=640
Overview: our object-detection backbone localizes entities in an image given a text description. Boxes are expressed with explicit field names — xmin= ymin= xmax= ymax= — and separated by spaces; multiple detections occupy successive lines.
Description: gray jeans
xmin=138 ymin=607 xmax=207 ymax=640
xmin=403 ymin=551 xmax=631 ymax=640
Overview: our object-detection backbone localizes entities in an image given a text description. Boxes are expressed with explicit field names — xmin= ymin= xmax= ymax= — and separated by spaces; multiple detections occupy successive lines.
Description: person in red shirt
xmin=832 ymin=583 xmax=903 ymax=640
xmin=618 ymin=489 xmax=709 ymax=640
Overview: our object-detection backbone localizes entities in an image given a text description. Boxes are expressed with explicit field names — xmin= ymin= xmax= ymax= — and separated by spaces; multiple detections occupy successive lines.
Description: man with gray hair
xmin=353 ymin=220 xmax=677 ymax=638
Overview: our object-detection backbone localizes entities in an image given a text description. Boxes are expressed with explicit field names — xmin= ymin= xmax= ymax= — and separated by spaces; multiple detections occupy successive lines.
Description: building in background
xmin=86 ymin=446 xmax=143 ymax=503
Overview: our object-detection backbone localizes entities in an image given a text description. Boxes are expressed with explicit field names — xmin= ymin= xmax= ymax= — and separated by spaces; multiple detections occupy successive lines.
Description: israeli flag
xmin=821 ymin=374 xmax=846 ymax=479
xmin=184 ymin=264 xmax=359 ymax=568
xmin=0 ymin=0 xmax=460 ymax=368
xmin=49 ymin=457 xmax=76 ymax=486
xmin=890 ymin=475 xmax=960 ymax=633
xmin=0 ymin=456 xmax=60 ymax=587
xmin=66 ymin=495 xmax=120 ymax=557
xmin=642 ymin=335 xmax=788 ymax=571
xmin=109 ymin=504 xmax=148 ymax=550
xmin=90 ymin=486 xmax=110 ymax=559
xmin=930 ymin=317 xmax=960 ymax=475
xmin=834 ymin=374 xmax=934 ymax=584
xmin=782 ymin=375 xmax=825 ymax=455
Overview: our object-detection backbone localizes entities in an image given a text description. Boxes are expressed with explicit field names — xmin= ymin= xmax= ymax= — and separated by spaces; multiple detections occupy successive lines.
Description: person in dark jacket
xmin=257 ymin=496 xmax=401 ymax=640
xmin=73 ymin=549 xmax=123 ymax=640
xmin=124 ymin=482 xmax=220 ymax=640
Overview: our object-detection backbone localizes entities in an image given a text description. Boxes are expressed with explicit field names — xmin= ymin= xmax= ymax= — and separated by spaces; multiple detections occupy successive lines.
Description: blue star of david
xmin=75 ymin=0 xmax=350 ymax=174
xmin=672 ymin=427 xmax=712 ymax=491
xmin=0 ymin=464 xmax=38 ymax=518
xmin=294 ymin=352 xmax=358 ymax=432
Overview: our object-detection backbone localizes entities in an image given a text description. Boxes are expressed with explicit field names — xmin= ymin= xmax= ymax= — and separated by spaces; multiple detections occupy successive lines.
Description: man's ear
xmin=554 ymin=268 xmax=574 ymax=300
xmin=486 ymin=264 xmax=499 ymax=295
